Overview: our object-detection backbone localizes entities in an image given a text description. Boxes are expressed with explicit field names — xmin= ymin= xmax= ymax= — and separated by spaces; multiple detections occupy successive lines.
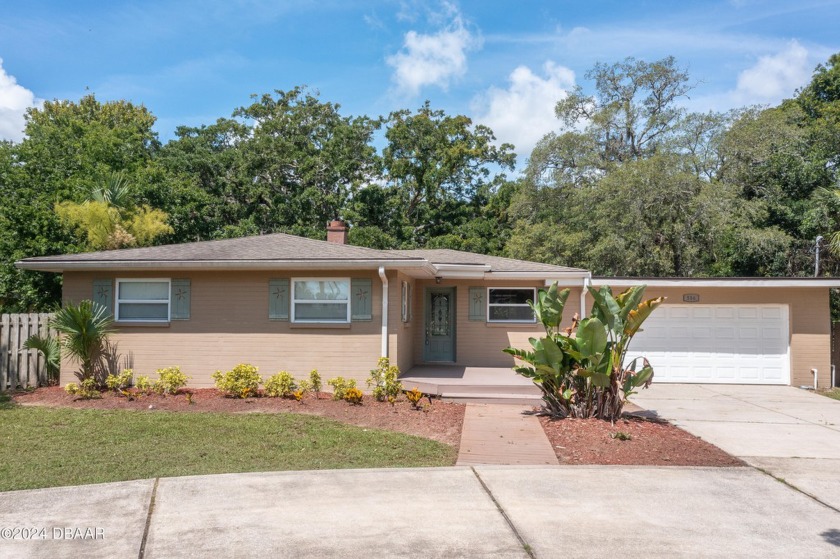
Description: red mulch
xmin=12 ymin=387 xmax=465 ymax=448
xmin=539 ymin=413 xmax=744 ymax=467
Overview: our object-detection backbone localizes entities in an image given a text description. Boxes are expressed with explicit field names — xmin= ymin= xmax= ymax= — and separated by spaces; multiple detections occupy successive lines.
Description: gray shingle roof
xmin=388 ymin=248 xmax=586 ymax=273
xmin=21 ymin=233 xmax=420 ymax=263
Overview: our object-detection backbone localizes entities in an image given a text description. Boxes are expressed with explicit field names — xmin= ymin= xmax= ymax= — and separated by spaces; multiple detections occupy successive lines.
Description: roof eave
xmin=590 ymin=277 xmax=840 ymax=288
xmin=15 ymin=259 xmax=432 ymax=273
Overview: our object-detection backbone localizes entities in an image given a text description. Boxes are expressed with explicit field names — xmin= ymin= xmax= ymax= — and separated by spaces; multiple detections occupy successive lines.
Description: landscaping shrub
xmin=309 ymin=369 xmax=322 ymax=394
xmin=343 ymin=387 xmax=364 ymax=405
xmin=135 ymin=375 xmax=153 ymax=394
xmin=65 ymin=378 xmax=100 ymax=399
xmin=212 ymin=364 xmax=262 ymax=398
xmin=327 ymin=376 xmax=356 ymax=401
xmin=105 ymin=369 xmax=133 ymax=391
xmin=264 ymin=371 xmax=296 ymax=398
xmin=405 ymin=387 xmax=424 ymax=410
xmin=154 ymin=366 xmax=190 ymax=395
xmin=367 ymin=357 xmax=402 ymax=403
xmin=504 ymin=283 xmax=664 ymax=420
xmin=50 ymin=300 xmax=114 ymax=385
xmin=22 ymin=334 xmax=61 ymax=385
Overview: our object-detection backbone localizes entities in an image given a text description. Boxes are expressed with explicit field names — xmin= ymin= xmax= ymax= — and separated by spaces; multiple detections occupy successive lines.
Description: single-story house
xmin=16 ymin=220 xmax=839 ymax=396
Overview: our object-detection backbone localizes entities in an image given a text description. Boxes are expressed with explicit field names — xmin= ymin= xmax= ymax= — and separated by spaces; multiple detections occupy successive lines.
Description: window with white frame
xmin=292 ymin=278 xmax=350 ymax=323
xmin=116 ymin=279 xmax=170 ymax=322
xmin=487 ymin=288 xmax=536 ymax=323
xmin=401 ymin=281 xmax=412 ymax=323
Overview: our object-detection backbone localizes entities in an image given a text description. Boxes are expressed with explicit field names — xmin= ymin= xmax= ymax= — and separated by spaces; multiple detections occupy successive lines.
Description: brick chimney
xmin=326 ymin=219 xmax=348 ymax=244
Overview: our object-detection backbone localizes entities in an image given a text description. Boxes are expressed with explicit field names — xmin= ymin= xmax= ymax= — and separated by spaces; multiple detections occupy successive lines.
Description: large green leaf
xmin=588 ymin=285 xmax=622 ymax=333
xmin=615 ymin=285 xmax=646 ymax=323
xmin=531 ymin=283 xmax=570 ymax=332
xmin=576 ymin=317 xmax=608 ymax=359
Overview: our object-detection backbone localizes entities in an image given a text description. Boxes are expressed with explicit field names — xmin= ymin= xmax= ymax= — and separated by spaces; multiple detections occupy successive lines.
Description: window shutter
xmin=469 ymin=287 xmax=485 ymax=321
xmin=171 ymin=279 xmax=191 ymax=320
xmin=92 ymin=279 xmax=114 ymax=317
xmin=351 ymin=278 xmax=373 ymax=321
xmin=269 ymin=279 xmax=290 ymax=320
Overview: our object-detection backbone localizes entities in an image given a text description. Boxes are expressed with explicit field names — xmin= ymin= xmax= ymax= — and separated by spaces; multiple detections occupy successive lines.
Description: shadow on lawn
xmin=0 ymin=393 xmax=17 ymax=410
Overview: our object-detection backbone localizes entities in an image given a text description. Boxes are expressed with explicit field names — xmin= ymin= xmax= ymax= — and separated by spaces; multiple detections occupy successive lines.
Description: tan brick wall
xmin=62 ymin=270 xmax=385 ymax=387
xmin=589 ymin=285 xmax=832 ymax=387
xmin=411 ymin=279 xmax=584 ymax=368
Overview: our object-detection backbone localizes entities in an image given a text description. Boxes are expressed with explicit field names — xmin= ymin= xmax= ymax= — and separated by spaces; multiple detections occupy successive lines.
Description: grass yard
xmin=818 ymin=388 xmax=840 ymax=401
xmin=0 ymin=398 xmax=456 ymax=492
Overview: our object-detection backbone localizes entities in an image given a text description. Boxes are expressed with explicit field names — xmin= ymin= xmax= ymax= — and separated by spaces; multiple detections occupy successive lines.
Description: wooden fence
xmin=0 ymin=313 xmax=56 ymax=391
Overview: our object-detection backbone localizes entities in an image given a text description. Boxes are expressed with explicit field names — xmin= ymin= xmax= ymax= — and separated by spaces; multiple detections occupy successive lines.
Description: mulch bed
xmin=12 ymin=387 xmax=465 ymax=448
xmin=539 ymin=413 xmax=744 ymax=466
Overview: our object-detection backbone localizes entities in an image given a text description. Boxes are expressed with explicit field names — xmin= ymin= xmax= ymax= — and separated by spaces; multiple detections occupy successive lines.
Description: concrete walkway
xmin=2 ymin=466 xmax=839 ymax=558
xmin=632 ymin=384 xmax=840 ymax=511
xmin=456 ymin=404 xmax=558 ymax=466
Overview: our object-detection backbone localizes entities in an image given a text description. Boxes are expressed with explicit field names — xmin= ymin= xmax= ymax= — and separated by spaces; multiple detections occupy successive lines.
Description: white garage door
xmin=626 ymin=304 xmax=790 ymax=385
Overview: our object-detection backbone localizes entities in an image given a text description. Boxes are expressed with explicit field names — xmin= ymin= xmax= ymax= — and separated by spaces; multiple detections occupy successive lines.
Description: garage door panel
xmin=627 ymin=304 xmax=789 ymax=385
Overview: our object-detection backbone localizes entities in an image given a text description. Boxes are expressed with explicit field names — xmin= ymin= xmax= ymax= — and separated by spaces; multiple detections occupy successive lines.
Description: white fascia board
xmin=15 ymin=259 xmax=432 ymax=273
xmin=590 ymin=278 xmax=840 ymax=288
xmin=480 ymin=271 xmax=589 ymax=281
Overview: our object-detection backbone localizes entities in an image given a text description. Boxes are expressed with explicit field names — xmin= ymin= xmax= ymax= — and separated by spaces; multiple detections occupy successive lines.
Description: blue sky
xmin=1 ymin=0 xmax=839 ymax=161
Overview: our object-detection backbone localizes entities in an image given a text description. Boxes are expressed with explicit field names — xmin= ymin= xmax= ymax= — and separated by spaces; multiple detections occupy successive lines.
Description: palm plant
xmin=50 ymin=300 xmax=115 ymax=385
xmin=505 ymin=283 xmax=664 ymax=421
xmin=22 ymin=334 xmax=61 ymax=385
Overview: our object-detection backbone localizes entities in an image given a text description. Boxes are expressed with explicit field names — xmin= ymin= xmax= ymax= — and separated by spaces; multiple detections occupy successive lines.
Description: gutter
xmin=15 ymin=259 xmax=431 ymax=273
xmin=580 ymin=275 xmax=590 ymax=318
xmin=378 ymin=266 xmax=389 ymax=358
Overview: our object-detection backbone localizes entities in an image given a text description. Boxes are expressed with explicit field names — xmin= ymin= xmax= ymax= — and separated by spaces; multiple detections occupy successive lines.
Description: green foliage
xmin=263 ymin=370 xmax=297 ymax=398
xmin=366 ymin=357 xmax=403 ymax=403
xmin=135 ymin=375 xmax=152 ymax=394
xmin=327 ymin=376 xmax=357 ymax=401
xmin=212 ymin=364 xmax=261 ymax=398
xmin=504 ymin=283 xmax=663 ymax=420
xmin=610 ymin=431 xmax=632 ymax=441
xmin=105 ymin=369 xmax=133 ymax=391
xmin=308 ymin=369 xmax=322 ymax=393
xmin=22 ymin=333 xmax=61 ymax=385
xmin=343 ymin=387 xmax=364 ymax=405
xmin=64 ymin=378 xmax=100 ymax=399
xmin=50 ymin=300 xmax=114 ymax=385
xmin=154 ymin=366 xmax=190 ymax=395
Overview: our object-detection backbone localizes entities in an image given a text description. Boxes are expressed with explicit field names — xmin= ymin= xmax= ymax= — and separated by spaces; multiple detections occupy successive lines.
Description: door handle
xmin=425 ymin=328 xmax=430 ymax=345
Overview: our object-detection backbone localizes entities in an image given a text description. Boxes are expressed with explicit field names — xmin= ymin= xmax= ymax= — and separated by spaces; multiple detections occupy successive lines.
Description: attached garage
xmin=589 ymin=278 xmax=840 ymax=388
xmin=626 ymin=304 xmax=789 ymax=385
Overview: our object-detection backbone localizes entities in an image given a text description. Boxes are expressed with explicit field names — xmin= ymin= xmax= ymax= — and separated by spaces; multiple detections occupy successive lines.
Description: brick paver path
xmin=456 ymin=404 xmax=559 ymax=466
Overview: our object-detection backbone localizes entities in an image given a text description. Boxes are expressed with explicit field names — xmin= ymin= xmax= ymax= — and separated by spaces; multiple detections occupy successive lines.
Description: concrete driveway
xmin=631 ymin=384 xmax=840 ymax=511
xmin=1 ymin=466 xmax=839 ymax=558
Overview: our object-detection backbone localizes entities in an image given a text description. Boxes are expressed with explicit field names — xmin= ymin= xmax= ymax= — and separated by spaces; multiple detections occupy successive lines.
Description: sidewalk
xmin=2 ymin=466 xmax=839 ymax=558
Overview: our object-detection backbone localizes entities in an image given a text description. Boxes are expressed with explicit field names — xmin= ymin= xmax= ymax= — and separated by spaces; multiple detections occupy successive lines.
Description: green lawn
xmin=818 ymin=388 xmax=840 ymax=401
xmin=0 ymin=400 xmax=456 ymax=491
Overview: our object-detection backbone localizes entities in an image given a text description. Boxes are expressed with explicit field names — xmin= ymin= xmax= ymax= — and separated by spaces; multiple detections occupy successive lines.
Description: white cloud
xmin=386 ymin=4 xmax=481 ymax=96
xmin=471 ymin=61 xmax=575 ymax=157
xmin=730 ymin=40 xmax=813 ymax=104
xmin=0 ymin=58 xmax=39 ymax=142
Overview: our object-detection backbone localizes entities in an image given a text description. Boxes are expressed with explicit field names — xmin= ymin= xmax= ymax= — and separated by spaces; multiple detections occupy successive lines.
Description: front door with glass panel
xmin=424 ymin=287 xmax=455 ymax=362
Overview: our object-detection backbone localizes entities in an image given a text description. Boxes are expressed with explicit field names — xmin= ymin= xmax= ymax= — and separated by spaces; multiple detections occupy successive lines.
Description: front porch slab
xmin=400 ymin=365 xmax=542 ymax=405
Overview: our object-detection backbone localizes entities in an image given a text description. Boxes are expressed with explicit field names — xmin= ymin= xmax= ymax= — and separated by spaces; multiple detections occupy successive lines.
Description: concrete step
xmin=442 ymin=393 xmax=543 ymax=405
xmin=401 ymin=381 xmax=540 ymax=397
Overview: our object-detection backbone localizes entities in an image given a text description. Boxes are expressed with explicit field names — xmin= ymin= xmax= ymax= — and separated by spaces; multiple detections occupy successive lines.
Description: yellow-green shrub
xmin=105 ymin=369 xmax=133 ymax=391
xmin=264 ymin=371 xmax=296 ymax=398
xmin=309 ymin=369 xmax=322 ymax=393
xmin=154 ymin=366 xmax=190 ymax=395
xmin=65 ymin=378 xmax=100 ymax=399
xmin=405 ymin=387 xmax=424 ymax=409
xmin=135 ymin=375 xmax=152 ymax=394
xmin=344 ymin=387 xmax=364 ymax=405
xmin=212 ymin=364 xmax=262 ymax=398
xmin=367 ymin=357 xmax=402 ymax=402
xmin=327 ymin=376 xmax=356 ymax=401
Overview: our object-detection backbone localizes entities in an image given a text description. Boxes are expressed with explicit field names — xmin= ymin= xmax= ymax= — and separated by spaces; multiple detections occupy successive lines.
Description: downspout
xmin=580 ymin=276 xmax=590 ymax=319
xmin=378 ymin=266 xmax=389 ymax=358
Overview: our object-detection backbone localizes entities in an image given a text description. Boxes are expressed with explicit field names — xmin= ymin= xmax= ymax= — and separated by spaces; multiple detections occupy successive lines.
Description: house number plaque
xmin=682 ymin=293 xmax=700 ymax=303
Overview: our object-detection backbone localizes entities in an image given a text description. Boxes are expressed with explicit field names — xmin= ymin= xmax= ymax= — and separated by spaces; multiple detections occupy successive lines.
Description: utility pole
xmin=815 ymin=235 xmax=824 ymax=277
